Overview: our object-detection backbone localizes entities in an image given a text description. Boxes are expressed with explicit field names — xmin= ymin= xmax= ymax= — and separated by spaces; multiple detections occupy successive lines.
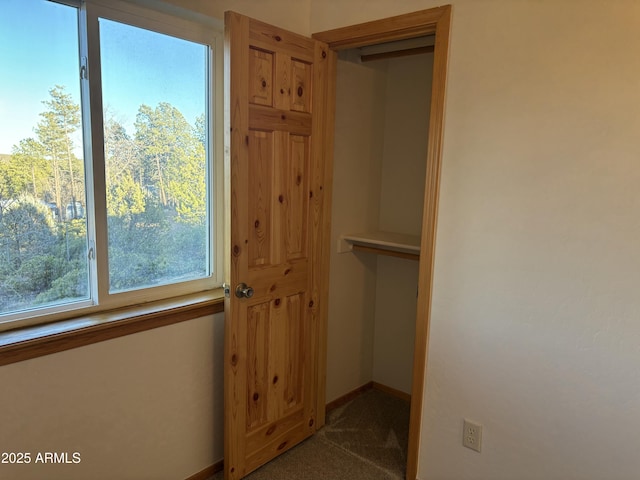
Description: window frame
xmin=0 ymin=0 xmax=224 ymax=332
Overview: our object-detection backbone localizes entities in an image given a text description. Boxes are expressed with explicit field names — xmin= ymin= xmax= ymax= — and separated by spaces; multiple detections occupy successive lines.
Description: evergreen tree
xmin=194 ymin=113 xmax=206 ymax=146
xmin=107 ymin=171 xmax=145 ymax=220
xmin=104 ymin=118 xmax=140 ymax=186
xmin=35 ymin=85 xmax=83 ymax=219
xmin=0 ymin=195 xmax=56 ymax=272
xmin=10 ymin=138 xmax=51 ymax=199
xmin=167 ymin=139 xmax=206 ymax=225
xmin=135 ymin=102 xmax=198 ymax=208
xmin=1 ymin=89 xmax=208 ymax=311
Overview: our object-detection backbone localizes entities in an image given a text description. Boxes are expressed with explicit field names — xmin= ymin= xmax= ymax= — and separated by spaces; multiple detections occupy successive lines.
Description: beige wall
xmin=328 ymin=51 xmax=431 ymax=398
xmin=325 ymin=56 xmax=387 ymax=401
xmin=377 ymin=54 xmax=431 ymax=237
xmin=373 ymin=53 xmax=432 ymax=394
xmin=5 ymin=1 xmax=640 ymax=479
xmin=159 ymin=0 xmax=310 ymax=35
xmin=314 ymin=1 xmax=640 ymax=479
xmin=0 ymin=314 xmax=224 ymax=480
xmin=372 ymin=255 xmax=419 ymax=394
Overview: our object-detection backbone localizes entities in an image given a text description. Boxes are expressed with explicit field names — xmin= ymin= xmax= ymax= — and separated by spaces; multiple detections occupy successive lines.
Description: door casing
xmin=313 ymin=6 xmax=452 ymax=480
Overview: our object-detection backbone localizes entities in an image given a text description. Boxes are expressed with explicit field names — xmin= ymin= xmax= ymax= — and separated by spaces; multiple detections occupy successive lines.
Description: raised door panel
xmin=225 ymin=11 xmax=335 ymax=480
xmin=249 ymin=48 xmax=273 ymax=106
xmin=284 ymin=135 xmax=309 ymax=260
xmin=291 ymin=60 xmax=312 ymax=113
xmin=247 ymin=130 xmax=274 ymax=267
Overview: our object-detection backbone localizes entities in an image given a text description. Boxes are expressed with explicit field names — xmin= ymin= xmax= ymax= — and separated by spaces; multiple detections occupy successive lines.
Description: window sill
xmin=0 ymin=290 xmax=225 ymax=367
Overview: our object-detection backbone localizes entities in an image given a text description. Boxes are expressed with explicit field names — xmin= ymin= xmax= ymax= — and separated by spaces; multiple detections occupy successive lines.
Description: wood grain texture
xmin=284 ymin=135 xmax=309 ymax=260
xmin=247 ymin=130 xmax=273 ymax=267
xmin=274 ymin=52 xmax=291 ymax=110
xmin=313 ymin=43 xmax=337 ymax=429
xmin=247 ymin=302 xmax=270 ymax=430
xmin=314 ymin=6 xmax=452 ymax=480
xmin=184 ymin=460 xmax=224 ymax=480
xmin=0 ymin=293 xmax=224 ymax=367
xmin=284 ymin=294 xmax=304 ymax=410
xmin=372 ymin=381 xmax=412 ymax=403
xmin=249 ymin=48 xmax=273 ymax=106
xmin=312 ymin=7 xmax=447 ymax=50
xmin=248 ymin=105 xmax=312 ymax=136
xmin=225 ymin=11 xmax=250 ymax=480
xmin=407 ymin=6 xmax=452 ymax=480
xmin=225 ymin=11 xmax=332 ymax=480
xmin=324 ymin=381 xmax=374 ymax=413
xmin=291 ymin=60 xmax=312 ymax=113
xmin=249 ymin=18 xmax=315 ymax=63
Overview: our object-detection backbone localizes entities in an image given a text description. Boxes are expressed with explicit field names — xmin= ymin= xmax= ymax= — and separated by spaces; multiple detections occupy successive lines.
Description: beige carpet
xmin=213 ymin=389 xmax=410 ymax=480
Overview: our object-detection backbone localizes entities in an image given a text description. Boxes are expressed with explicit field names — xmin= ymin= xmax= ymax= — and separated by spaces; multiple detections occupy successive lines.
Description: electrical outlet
xmin=463 ymin=419 xmax=482 ymax=452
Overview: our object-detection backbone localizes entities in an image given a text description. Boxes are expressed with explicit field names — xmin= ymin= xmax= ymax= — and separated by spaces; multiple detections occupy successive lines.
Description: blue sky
xmin=0 ymin=0 xmax=207 ymax=154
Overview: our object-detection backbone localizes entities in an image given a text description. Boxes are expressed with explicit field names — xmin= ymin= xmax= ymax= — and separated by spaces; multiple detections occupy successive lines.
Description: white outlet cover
xmin=463 ymin=419 xmax=482 ymax=452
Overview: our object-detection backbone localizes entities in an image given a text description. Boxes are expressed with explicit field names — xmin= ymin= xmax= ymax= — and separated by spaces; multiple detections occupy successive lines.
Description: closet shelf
xmin=338 ymin=231 xmax=421 ymax=261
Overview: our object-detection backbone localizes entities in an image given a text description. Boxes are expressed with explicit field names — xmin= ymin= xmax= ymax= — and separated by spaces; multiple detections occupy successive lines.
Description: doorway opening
xmin=313 ymin=6 xmax=451 ymax=479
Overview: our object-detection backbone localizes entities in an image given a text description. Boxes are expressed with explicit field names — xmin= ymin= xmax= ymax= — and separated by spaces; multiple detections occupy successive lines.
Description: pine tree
xmin=35 ymin=85 xmax=83 ymax=220
xmin=10 ymin=138 xmax=51 ymax=199
xmin=135 ymin=102 xmax=197 ymax=208
xmin=135 ymin=102 xmax=205 ymax=223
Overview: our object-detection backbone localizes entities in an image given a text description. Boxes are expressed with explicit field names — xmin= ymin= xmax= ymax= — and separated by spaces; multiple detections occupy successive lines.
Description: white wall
xmin=325 ymin=56 xmax=387 ymax=401
xmin=0 ymin=314 xmax=224 ymax=480
xmin=312 ymin=0 xmax=640 ymax=478
xmin=373 ymin=53 xmax=432 ymax=394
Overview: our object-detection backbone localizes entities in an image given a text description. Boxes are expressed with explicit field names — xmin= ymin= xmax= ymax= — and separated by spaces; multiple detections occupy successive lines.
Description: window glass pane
xmin=99 ymin=19 xmax=210 ymax=293
xmin=0 ymin=0 xmax=90 ymax=316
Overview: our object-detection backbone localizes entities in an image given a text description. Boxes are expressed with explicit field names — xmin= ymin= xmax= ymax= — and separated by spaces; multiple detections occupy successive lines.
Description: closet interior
xmin=326 ymin=36 xmax=435 ymax=406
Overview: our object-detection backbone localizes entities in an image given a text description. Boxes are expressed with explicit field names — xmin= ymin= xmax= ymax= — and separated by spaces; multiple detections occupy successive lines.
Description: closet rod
xmin=352 ymin=244 xmax=420 ymax=261
xmin=360 ymin=45 xmax=434 ymax=62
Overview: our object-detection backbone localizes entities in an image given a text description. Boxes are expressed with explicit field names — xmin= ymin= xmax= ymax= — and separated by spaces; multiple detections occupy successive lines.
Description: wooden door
xmin=224 ymin=12 xmax=335 ymax=480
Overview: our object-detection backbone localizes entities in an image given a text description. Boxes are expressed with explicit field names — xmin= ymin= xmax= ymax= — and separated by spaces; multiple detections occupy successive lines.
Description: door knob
xmin=235 ymin=283 xmax=254 ymax=299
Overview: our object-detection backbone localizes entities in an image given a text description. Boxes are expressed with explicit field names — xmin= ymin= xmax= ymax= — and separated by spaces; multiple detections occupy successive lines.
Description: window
xmin=0 ymin=0 xmax=223 ymax=330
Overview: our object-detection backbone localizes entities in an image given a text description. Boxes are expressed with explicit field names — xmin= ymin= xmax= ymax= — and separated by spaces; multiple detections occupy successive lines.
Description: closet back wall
xmin=327 ymin=57 xmax=387 ymax=402
xmin=327 ymin=52 xmax=433 ymax=400
xmin=373 ymin=53 xmax=433 ymax=395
